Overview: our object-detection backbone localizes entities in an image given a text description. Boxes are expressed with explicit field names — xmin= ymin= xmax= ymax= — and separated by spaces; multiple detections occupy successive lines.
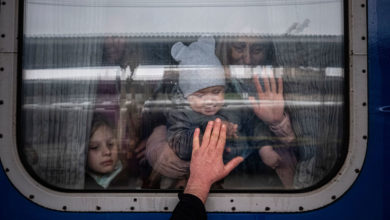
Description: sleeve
xmin=166 ymin=110 xmax=199 ymax=161
xmin=170 ymin=193 xmax=207 ymax=220
xmin=268 ymin=112 xmax=296 ymax=144
xmin=145 ymin=125 xmax=190 ymax=179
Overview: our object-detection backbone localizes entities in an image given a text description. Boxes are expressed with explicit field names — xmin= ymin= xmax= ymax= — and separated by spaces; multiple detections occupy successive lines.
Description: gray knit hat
xmin=171 ymin=36 xmax=225 ymax=97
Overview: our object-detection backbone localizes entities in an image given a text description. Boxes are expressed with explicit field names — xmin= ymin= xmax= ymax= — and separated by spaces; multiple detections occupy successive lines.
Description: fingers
xmin=225 ymin=147 xmax=231 ymax=153
xmin=253 ymin=75 xmax=264 ymax=95
xmin=192 ymin=128 xmax=200 ymax=152
xmin=269 ymin=69 xmax=277 ymax=92
xmin=134 ymin=140 xmax=146 ymax=153
xmin=136 ymin=150 xmax=145 ymax=159
xmin=201 ymin=121 xmax=214 ymax=148
xmin=233 ymin=124 xmax=238 ymax=132
xmin=223 ymin=156 xmax=244 ymax=177
xmin=254 ymin=68 xmax=281 ymax=94
xmin=262 ymin=75 xmax=270 ymax=92
xmin=216 ymin=123 xmax=226 ymax=154
xmin=248 ymin=96 xmax=259 ymax=110
xmin=277 ymin=76 xmax=283 ymax=94
xmin=231 ymin=124 xmax=238 ymax=138
xmin=208 ymin=118 xmax=222 ymax=149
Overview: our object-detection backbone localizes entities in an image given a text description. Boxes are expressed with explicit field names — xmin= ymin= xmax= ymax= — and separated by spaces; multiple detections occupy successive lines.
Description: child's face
xmin=87 ymin=125 xmax=119 ymax=174
xmin=187 ymin=86 xmax=225 ymax=116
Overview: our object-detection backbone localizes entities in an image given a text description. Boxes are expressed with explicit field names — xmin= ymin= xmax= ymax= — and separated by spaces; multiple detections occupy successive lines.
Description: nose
xmin=243 ymin=47 xmax=251 ymax=65
xmin=101 ymin=145 xmax=111 ymax=156
xmin=203 ymin=95 xmax=217 ymax=106
xmin=204 ymin=99 xmax=213 ymax=106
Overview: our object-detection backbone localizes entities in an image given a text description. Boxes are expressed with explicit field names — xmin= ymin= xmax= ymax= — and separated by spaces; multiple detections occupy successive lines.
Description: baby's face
xmin=87 ymin=125 xmax=119 ymax=174
xmin=187 ymin=86 xmax=225 ymax=116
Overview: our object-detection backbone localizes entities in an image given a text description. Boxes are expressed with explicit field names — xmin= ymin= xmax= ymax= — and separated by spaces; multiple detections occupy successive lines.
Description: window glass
xmin=21 ymin=0 xmax=345 ymax=190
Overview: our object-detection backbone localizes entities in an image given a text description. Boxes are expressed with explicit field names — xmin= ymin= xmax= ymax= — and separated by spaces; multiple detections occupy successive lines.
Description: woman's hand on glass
xmin=249 ymin=68 xmax=285 ymax=125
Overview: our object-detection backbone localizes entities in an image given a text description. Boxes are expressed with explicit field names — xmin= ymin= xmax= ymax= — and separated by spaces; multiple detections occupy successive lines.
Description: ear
xmin=197 ymin=36 xmax=216 ymax=53
xmin=171 ymin=42 xmax=188 ymax=62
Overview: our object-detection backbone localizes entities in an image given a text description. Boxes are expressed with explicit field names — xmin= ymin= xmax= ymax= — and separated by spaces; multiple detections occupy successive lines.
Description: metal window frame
xmin=0 ymin=0 xmax=367 ymax=212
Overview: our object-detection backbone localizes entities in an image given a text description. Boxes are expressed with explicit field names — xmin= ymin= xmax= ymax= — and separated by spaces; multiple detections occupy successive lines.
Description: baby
xmin=166 ymin=36 xmax=281 ymax=170
xmin=85 ymin=115 xmax=128 ymax=189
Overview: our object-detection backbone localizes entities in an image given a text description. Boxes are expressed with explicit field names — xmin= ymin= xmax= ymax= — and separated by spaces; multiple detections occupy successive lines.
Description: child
xmin=85 ymin=115 xmax=130 ymax=189
xmin=166 ymin=36 xmax=281 ymax=173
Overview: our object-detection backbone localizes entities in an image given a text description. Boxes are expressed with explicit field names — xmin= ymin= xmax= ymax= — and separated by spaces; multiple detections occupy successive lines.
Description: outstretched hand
xmin=249 ymin=67 xmax=285 ymax=125
xmin=221 ymin=120 xmax=238 ymax=138
xmin=184 ymin=118 xmax=244 ymax=204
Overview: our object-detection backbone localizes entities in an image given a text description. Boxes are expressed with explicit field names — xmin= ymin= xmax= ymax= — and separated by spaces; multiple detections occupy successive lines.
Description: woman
xmin=215 ymin=36 xmax=297 ymax=188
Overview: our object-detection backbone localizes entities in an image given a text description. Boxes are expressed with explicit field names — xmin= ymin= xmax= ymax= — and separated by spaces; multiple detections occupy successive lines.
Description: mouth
xmin=203 ymin=108 xmax=218 ymax=114
xmin=101 ymin=160 xmax=113 ymax=167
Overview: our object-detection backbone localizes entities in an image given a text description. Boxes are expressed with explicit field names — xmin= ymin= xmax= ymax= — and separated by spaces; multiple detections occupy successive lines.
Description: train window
xmin=0 ymin=0 xmax=367 ymax=212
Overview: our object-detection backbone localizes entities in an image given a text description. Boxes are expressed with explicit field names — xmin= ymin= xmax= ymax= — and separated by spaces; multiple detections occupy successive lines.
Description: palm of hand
xmin=249 ymin=72 xmax=285 ymax=125
xmin=191 ymin=120 xmax=243 ymax=187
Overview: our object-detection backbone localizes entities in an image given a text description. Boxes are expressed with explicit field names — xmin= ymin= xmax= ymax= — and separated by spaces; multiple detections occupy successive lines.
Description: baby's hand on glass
xmin=221 ymin=121 xmax=238 ymax=138
xmin=224 ymin=146 xmax=232 ymax=156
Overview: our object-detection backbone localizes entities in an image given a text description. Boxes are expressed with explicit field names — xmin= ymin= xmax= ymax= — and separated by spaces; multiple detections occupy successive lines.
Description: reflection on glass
xmin=21 ymin=0 xmax=345 ymax=191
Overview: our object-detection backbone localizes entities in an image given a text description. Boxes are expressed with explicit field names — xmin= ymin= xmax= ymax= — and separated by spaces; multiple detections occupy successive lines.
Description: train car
xmin=0 ymin=0 xmax=389 ymax=219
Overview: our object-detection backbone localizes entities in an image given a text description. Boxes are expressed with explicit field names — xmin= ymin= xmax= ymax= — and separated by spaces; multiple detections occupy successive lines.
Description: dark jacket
xmin=170 ymin=193 xmax=207 ymax=220
xmin=166 ymin=104 xmax=272 ymax=162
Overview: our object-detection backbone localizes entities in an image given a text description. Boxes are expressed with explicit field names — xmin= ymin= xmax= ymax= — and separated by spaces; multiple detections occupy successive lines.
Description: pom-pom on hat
xmin=171 ymin=36 xmax=225 ymax=97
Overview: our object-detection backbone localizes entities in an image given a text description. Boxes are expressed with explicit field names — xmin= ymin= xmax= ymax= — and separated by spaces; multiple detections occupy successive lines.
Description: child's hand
xmin=258 ymin=145 xmax=281 ymax=169
xmin=221 ymin=121 xmax=238 ymax=138
xmin=134 ymin=139 xmax=147 ymax=165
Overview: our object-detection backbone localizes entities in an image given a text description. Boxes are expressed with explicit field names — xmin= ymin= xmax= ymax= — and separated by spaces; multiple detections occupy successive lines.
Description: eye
xmin=89 ymin=145 xmax=98 ymax=150
xmin=107 ymin=141 xmax=115 ymax=148
xmin=251 ymin=47 xmax=264 ymax=55
xmin=233 ymin=46 xmax=244 ymax=53
xmin=232 ymin=43 xmax=245 ymax=53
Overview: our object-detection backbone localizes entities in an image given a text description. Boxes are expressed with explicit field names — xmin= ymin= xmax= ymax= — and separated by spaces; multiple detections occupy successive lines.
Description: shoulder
xmin=107 ymin=165 xmax=136 ymax=190
xmin=84 ymin=174 xmax=104 ymax=190
xmin=218 ymin=108 xmax=242 ymax=123
xmin=167 ymin=108 xmax=200 ymax=123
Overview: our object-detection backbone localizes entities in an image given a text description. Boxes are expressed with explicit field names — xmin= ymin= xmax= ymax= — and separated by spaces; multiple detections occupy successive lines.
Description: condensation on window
xmin=20 ymin=0 xmax=345 ymax=191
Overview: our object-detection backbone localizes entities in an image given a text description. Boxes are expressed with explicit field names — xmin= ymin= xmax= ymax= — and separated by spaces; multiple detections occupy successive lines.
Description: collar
xmin=87 ymin=161 xmax=123 ymax=189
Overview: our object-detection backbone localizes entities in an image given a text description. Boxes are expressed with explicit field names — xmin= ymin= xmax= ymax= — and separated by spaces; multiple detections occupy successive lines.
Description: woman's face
xmin=230 ymin=41 xmax=267 ymax=66
xmin=103 ymin=37 xmax=126 ymax=64
xmin=87 ymin=125 xmax=119 ymax=174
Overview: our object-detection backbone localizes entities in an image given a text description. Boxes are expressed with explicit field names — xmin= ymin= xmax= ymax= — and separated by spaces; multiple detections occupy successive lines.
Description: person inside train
xmin=145 ymin=36 xmax=293 ymax=189
xmin=166 ymin=36 xmax=280 ymax=174
xmin=216 ymin=37 xmax=275 ymax=67
xmin=102 ymin=37 xmax=127 ymax=67
xmin=85 ymin=114 xmax=136 ymax=189
xmin=102 ymin=36 xmax=142 ymax=72
xmin=215 ymin=37 xmax=297 ymax=188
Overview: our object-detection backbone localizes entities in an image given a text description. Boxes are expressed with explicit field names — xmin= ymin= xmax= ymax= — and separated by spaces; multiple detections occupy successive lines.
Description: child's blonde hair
xmin=89 ymin=114 xmax=116 ymax=139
